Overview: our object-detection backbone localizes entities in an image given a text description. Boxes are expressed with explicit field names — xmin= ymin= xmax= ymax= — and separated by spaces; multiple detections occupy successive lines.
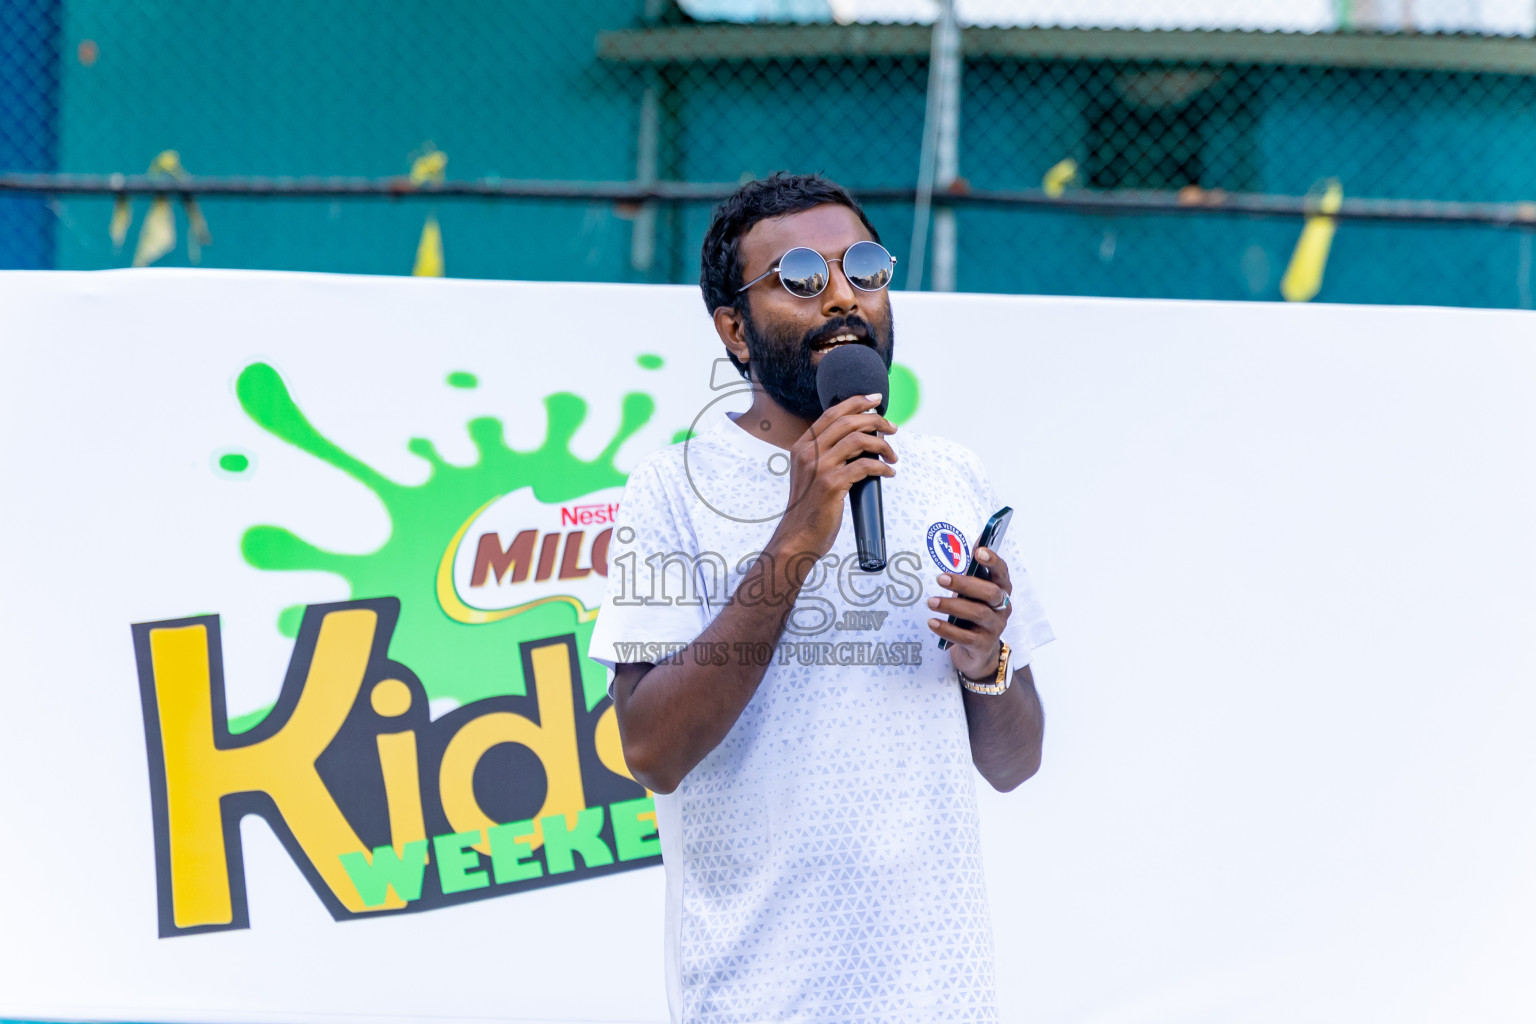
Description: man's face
xmin=734 ymin=204 xmax=896 ymax=422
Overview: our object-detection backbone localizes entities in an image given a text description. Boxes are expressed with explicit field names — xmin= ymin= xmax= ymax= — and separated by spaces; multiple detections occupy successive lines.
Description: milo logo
xmin=441 ymin=487 xmax=623 ymax=625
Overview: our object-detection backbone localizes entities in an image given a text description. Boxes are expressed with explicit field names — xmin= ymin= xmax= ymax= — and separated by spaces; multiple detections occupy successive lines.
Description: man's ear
xmin=713 ymin=304 xmax=751 ymax=370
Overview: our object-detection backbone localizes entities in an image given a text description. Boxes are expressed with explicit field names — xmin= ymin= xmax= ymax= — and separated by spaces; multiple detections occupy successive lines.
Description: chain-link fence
xmin=5 ymin=0 xmax=1536 ymax=307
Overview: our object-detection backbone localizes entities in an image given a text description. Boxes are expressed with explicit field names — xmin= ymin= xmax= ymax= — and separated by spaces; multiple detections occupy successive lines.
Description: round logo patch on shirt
xmin=926 ymin=521 xmax=971 ymax=573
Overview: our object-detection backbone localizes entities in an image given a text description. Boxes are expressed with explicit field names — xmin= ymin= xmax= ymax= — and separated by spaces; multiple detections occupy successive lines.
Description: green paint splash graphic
xmin=887 ymin=364 xmax=920 ymax=425
xmin=233 ymin=362 xmax=653 ymax=730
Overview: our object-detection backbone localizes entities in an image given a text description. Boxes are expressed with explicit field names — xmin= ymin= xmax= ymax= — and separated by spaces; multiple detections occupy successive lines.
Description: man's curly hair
xmin=700 ymin=173 xmax=882 ymax=378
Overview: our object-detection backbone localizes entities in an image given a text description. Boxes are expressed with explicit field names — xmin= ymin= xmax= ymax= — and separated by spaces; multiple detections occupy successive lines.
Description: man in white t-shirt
xmin=587 ymin=173 xmax=1054 ymax=1022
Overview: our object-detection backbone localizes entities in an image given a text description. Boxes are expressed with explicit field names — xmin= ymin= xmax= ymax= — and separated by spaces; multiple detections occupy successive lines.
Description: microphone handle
xmin=849 ymin=472 xmax=886 ymax=572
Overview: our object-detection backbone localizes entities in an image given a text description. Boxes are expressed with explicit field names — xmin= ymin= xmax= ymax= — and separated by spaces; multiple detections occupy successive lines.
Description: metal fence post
xmin=908 ymin=0 xmax=961 ymax=291
xmin=931 ymin=0 xmax=962 ymax=292
xmin=631 ymin=78 xmax=660 ymax=277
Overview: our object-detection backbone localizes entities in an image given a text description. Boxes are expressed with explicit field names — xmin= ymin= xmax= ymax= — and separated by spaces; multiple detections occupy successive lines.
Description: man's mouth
xmin=810 ymin=329 xmax=869 ymax=353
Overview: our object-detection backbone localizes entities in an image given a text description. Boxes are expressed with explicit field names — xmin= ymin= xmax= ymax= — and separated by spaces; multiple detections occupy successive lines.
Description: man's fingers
xmin=816 ymin=392 xmax=878 ymax=425
xmin=826 ymin=458 xmax=895 ymax=491
xmin=809 ymin=394 xmax=895 ymax=437
xmin=937 ymin=570 xmax=1008 ymax=610
xmin=831 ymin=391 xmax=893 ymax=423
xmin=825 ymin=429 xmax=896 ymax=466
xmin=926 ymin=616 xmax=992 ymax=647
xmin=973 ymin=546 xmax=1012 ymax=593
xmin=808 ymin=413 xmax=898 ymax=457
xmin=926 ymin=594 xmax=1004 ymax=631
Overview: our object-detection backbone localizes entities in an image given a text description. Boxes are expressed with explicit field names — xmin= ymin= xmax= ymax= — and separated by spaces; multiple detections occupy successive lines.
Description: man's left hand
xmin=926 ymin=546 xmax=1011 ymax=681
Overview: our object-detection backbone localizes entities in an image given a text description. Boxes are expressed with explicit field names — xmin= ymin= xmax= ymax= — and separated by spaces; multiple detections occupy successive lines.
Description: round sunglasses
xmin=736 ymin=240 xmax=898 ymax=299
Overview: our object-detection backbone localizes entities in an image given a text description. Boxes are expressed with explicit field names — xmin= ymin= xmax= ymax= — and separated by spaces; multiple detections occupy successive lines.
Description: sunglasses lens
xmin=777 ymin=248 xmax=830 ymax=298
xmin=843 ymin=241 xmax=895 ymax=291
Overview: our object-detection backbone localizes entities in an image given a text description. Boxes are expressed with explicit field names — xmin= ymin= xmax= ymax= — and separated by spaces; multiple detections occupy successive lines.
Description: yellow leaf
xmin=410 ymin=149 xmax=447 ymax=185
xmin=150 ymin=149 xmax=186 ymax=177
xmin=109 ymin=194 xmax=132 ymax=249
xmin=413 ymin=214 xmax=444 ymax=277
xmin=133 ymin=196 xmax=176 ymax=267
xmin=1281 ymin=179 xmax=1344 ymax=303
xmin=1043 ymin=158 xmax=1079 ymax=198
xmin=183 ymin=196 xmax=212 ymax=263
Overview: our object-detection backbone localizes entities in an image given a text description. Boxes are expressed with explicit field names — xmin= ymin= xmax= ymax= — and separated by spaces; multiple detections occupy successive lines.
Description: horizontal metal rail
xmin=596 ymin=24 xmax=1536 ymax=76
xmin=4 ymin=173 xmax=1535 ymax=227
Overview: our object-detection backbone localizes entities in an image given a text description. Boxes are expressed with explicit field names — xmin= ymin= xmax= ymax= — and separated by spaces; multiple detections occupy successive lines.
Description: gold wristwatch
xmin=958 ymin=640 xmax=1011 ymax=695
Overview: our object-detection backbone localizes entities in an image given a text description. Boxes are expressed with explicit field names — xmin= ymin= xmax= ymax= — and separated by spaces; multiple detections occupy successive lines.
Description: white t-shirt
xmin=587 ymin=413 xmax=1054 ymax=1023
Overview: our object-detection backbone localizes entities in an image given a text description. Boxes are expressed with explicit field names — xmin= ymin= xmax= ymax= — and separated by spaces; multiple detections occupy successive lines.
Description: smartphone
xmin=937 ymin=506 xmax=1013 ymax=651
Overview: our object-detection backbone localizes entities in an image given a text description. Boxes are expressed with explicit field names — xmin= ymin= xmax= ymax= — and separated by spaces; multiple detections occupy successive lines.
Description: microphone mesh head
xmin=816 ymin=344 xmax=890 ymax=416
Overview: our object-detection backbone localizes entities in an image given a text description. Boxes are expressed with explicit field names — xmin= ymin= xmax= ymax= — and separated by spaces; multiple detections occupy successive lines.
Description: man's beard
xmin=741 ymin=306 xmax=895 ymax=423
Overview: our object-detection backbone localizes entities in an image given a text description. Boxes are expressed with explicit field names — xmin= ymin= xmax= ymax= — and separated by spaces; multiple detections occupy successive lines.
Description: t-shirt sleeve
xmin=586 ymin=456 xmax=712 ymax=680
xmin=970 ymin=453 xmax=1056 ymax=666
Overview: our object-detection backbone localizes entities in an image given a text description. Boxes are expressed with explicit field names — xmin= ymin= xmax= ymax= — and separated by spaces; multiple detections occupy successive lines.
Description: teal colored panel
xmin=56 ymin=0 xmax=645 ymax=276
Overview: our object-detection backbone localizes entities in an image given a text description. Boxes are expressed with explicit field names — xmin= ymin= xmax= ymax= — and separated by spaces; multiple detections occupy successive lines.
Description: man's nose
xmin=820 ymin=259 xmax=859 ymax=317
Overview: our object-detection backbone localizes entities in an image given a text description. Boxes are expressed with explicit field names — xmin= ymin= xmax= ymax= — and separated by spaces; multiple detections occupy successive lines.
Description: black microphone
xmin=816 ymin=344 xmax=889 ymax=572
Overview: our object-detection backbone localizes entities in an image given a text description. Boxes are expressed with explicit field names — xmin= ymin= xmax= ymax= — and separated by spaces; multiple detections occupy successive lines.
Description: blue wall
xmin=0 ymin=0 xmax=59 ymax=269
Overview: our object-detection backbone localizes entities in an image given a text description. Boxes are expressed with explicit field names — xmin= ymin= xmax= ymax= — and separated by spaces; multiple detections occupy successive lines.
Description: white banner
xmin=0 ymin=269 xmax=1532 ymax=1023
